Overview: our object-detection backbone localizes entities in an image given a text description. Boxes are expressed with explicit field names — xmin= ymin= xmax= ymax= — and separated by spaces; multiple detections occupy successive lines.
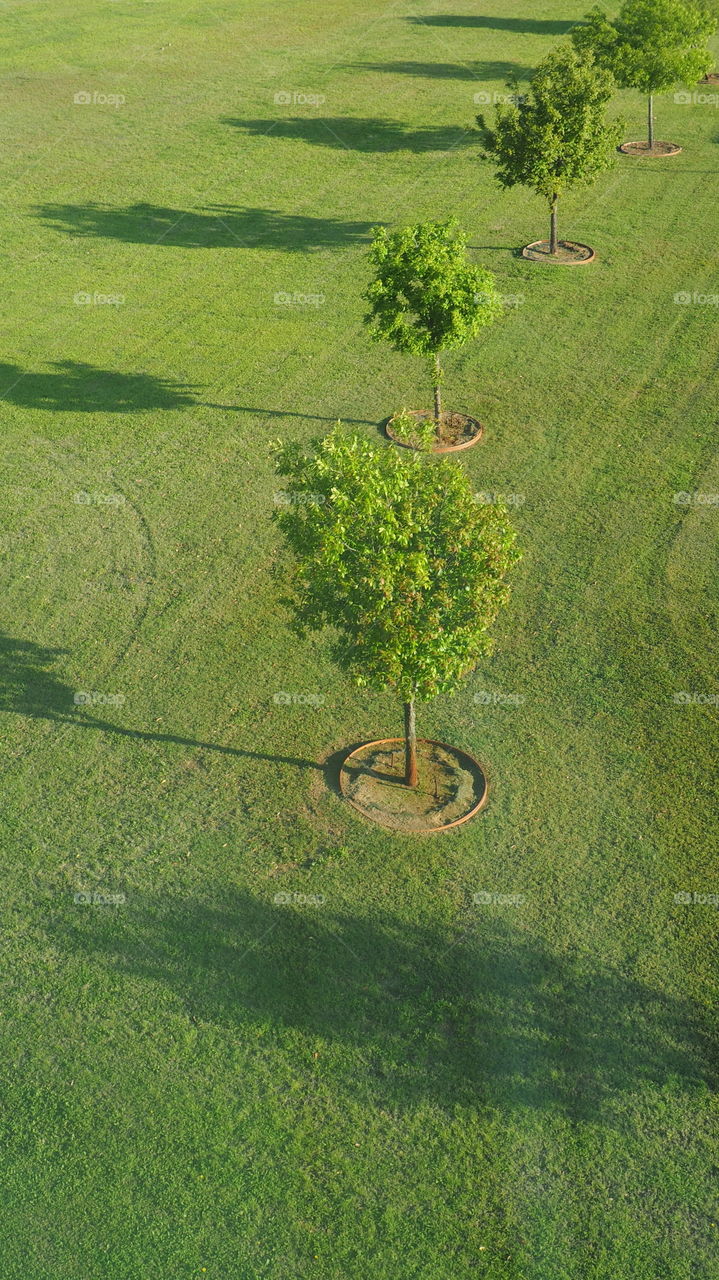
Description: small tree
xmin=478 ymin=45 xmax=622 ymax=255
xmin=572 ymin=0 xmax=716 ymax=148
xmin=272 ymin=426 xmax=520 ymax=788
xmin=364 ymin=220 xmax=503 ymax=429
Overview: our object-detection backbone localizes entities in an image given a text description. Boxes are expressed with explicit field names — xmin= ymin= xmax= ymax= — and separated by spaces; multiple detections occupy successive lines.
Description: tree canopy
xmin=571 ymin=0 xmax=716 ymax=93
xmin=272 ymin=425 xmax=520 ymax=706
xmin=364 ymin=219 xmax=503 ymax=361
xmin=478 ymin=44 xmax=622 ymax=207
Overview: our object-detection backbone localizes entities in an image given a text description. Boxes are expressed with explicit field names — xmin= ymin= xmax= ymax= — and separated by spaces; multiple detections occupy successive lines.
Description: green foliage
xmin=478 ymin=44 xmax=623 ymax=204
xmin=572 ymin=0 xmax=716 ymax=93
xmin=273 ymin=425 xmax=520 ymax=704
xmin=389 ymin=409 xmax=437 ymax=451
xmin=691 ymin=0 xmax=719 ymax=21
xmin=364 ymin=219 xmax=503 ymax=359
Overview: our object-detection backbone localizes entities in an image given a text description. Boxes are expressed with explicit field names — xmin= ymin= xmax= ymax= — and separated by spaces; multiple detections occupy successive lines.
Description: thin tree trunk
xmin=648 ymin=94 xmax=654 ymax=150
xmin=433 ymin=352 xmax=442 ymax=426
xmin=549 ymin=195 xmax=559 ymax=255
xmin=403 ymin=699 xmax=418 ymax=788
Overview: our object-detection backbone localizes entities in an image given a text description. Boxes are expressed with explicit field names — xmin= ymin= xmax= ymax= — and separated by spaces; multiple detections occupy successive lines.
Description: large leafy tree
xmin=364 ymin=220 xmax=502 ymax=426
xmin=477 ymin=45 xmax=622 ymax=255
xmin=272 ymin=426 xmax=520 ymax=788
xmin=572 ymin=0 xmax=716 ymax=148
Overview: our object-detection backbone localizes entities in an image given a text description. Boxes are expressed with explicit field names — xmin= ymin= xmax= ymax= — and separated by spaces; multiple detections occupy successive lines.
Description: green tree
xmin=572 ymin=0 xmax=716 ymax=148
xmin=272 ymin=426 xmax=520 ymax=788
xmin=477 ymin=45 xmax=622 ymax=255
xmin=364 ymin=220 xmax=503 ymax=428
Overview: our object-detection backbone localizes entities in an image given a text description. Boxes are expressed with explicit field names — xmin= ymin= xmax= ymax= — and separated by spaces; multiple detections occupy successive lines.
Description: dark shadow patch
xmin=342 ymin=59 xmax=532 ymax=81
xmin=406 ymin=14 xmax=577 ymax=35
xmin=222 ymin=116 xmax=475 ymax=154
xmin=32 ymin=203 xmax=375 ymax=251
xmin=0 ymin=361 xmax=196 ymax=412
xmin=44 ymin=889 xmax=718 ymax=1121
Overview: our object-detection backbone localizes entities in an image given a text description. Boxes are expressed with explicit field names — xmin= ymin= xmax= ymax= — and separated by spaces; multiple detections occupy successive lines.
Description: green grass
xmin=1 ymin=1 xmax=718 ymax=1276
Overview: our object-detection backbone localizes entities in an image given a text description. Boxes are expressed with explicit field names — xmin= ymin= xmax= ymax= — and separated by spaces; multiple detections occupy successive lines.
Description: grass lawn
xmin=1 ymin=0 xmax=718 ymax=1276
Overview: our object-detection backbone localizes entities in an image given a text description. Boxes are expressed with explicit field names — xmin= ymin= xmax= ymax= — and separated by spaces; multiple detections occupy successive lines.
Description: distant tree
xmin=572 ymin=0 xmax=716 ymax=147
xmin=687 ymin=0 xmax=719 ymax=73
xmin=273 ymin=426 xmax=520 ymax=788
xmin=477 ymin=45 xmax=622 ymax=255
xmin=364 ymin=220 xmax=503 ymax=428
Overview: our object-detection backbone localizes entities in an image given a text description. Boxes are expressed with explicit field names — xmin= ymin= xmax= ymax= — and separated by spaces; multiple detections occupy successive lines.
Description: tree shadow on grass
xmin=0 ymin=635 xmax=73 ymax=717
xmin=342 ymin=59 xmax=533 ymax=81
xmin=46 ymin=886 xmax=717 ymax=1121
xmin=32 ymin=203 xmax=374 ymax=251
xmin=222 ymin=116 xmax=475 ymax=153
xmin=0 ymin=632 xmax=334 ymax=776
xmin=0 ymin=361 xmax=196 ymax=412
xmin=406 ymin=14 xmax=578 ymax=35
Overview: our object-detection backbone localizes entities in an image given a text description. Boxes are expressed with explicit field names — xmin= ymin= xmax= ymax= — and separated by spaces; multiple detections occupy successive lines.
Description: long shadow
xmin=0 ymin=364 xmax=379 ymax=419
xmin=44 ymin=886 xmax=717 ymax=1120
xmin=342 ymin=59 xmax=532 ymax=81
xmin=0 ymin=633 xmax=331 ymax=776
xmin=205 ymin=404 xmax=378 ymax=425
xmin=32 ymin=203 xmax=374 ymax=251
xmin=0 ymin=361 xmax=196 ymax=412
xmin=222 ymin=117 xmax=475 ymax=154
xmin=467 ymin=243 xmax=522 ymax=252
xmin=406 ymin=14 xmax=577 ymax=34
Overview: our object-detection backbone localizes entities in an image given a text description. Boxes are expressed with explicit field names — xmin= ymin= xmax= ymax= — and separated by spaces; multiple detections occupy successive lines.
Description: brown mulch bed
xmin=522 ymin=239 xmax=595 ymax=265
xmin=619 ymin=140 xmax=682 ymax=157
xmin=385 ymin=409 xmax=483 ymax=452
xmin=339 ymin=738 xmax=487 ymax=833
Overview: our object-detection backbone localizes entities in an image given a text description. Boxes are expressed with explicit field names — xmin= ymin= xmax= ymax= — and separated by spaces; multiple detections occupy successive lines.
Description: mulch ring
xmin=701 ymin=73 xmax=719 ymax=85
xmin=522 ymin=240 xmax=595 ymax=265
xmin=619 ymin=140 xmax=682 ymax=157
xmin=385 ymin=409 xmax=483 ymax=453
xmin=339 ymin=737 xmax=488 ymax=833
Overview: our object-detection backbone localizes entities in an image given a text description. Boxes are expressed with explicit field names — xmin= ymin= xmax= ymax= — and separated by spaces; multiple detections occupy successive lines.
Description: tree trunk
xmin=403 ymin=699 xmax=418 ymax=789
xmin=549 ymin=195 xmax=559 ymax=255
xmin=648 ymin=94 xmax=654 ymax=150
xmin=433 ymin=352 xmax=442 ymax=426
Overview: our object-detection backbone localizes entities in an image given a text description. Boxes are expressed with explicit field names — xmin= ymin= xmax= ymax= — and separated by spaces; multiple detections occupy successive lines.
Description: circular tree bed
xmin=619 ymin=140 xmax=682 ymax=157
xmin=521 ymin=240 xmax=595 ymax=265
xmin=385 ymin=409 xmax=483 ymax=453
xmin=339 ymin=737 xmax=488 ymax=833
